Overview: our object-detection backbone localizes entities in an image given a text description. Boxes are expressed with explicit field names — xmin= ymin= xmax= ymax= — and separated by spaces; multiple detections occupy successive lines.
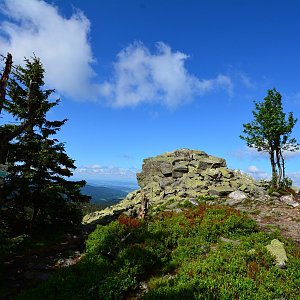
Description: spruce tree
xmin=2 ymin=56 xmax=89 ymax=232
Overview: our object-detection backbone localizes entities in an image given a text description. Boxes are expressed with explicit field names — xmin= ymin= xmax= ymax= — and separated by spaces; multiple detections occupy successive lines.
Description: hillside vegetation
xmin=18 ymin=203 xmax=300 ymax=299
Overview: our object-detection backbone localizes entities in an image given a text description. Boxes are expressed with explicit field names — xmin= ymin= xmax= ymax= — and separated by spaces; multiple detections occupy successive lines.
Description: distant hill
xmin=81 ymin=184 xmax=130 ymax=205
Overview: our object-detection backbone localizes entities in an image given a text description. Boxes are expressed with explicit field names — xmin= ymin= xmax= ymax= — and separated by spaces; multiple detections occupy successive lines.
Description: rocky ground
xmin=246 ymin=196 xmax=300 ymax=245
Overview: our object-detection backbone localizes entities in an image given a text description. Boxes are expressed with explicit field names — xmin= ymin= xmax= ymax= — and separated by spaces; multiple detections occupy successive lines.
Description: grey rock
xmin=189 ymin=199 xmax=199 ymax=206
xmin=172 ymin=171 xmax=185 ymax=178
xmin=159 ymin=177 xmax=173 ymax=189
xmin=280 ymin=195 xmax=299 ymax=208
xmin=208 ymin=186 xmax=234 ymax=196
xmin=225 ymin=191 xmax=248 ymax=205
xmin=159 ymin=161 xmax=172 ymax=175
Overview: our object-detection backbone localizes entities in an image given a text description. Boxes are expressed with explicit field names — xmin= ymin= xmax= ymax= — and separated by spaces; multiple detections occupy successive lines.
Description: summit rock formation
xmin=83 ymin=148 xmax=266 ymax=224
xmin=136 ymin=148 xmax=264 ymax=200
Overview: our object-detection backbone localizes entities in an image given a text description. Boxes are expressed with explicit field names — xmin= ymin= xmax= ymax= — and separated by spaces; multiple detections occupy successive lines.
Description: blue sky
xmin=0 ymin=0 xmax=300 ymax=185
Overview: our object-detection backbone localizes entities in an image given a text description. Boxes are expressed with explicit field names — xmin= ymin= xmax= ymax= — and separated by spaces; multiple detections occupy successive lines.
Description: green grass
xmin=17 ymin=205 xmax=300 ymax=300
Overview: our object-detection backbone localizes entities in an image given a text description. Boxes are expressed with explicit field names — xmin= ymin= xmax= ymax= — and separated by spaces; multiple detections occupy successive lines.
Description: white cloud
xmin=0 ymin=1 xmax=232 ymax=107
xmin=100 ymin=42 xmax=233 ymax=108
xmin=245 ymin=165 xmax=269 ymax=180
xmin=239 ymin=73 xmax=255 ymax=89
xmin=283 ymin=149 xmax=300 ymax=159
xmin=230 ymin=147 xmax=268 ymax=160
xmin=248 ymin=165 xmax=259 ymax=173
xmin=0 ymin=0 xmax=98 ymax=100
xmin=232 ymin=146 xmax=300 ymax=161
xmin=288 ymin=172 xmax=300 ymax=187
xmin=74 ymin=165 xmax=139 ymax=179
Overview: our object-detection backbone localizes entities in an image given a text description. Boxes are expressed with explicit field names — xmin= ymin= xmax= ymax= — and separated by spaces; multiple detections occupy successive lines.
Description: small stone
xmin=239 ymin=184 xmax=247 ymax=191
xmin=272 ymin=192 xmax=281 ymax=197
xmin=189 ymin=199 xmax=199 ymax=206
xmin=228 ymin=190 xmax=247 ymax=200
xmin=280 ymin=195 xmax=299 ymax=208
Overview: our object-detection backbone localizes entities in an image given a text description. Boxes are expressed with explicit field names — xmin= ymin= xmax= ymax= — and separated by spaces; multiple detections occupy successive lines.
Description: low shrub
xmin=18 ymin=205 xmax=300 ymax=300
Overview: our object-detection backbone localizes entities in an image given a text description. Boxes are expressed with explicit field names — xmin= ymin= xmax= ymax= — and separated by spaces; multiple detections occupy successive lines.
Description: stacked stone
xmin=136 ymin=148 xmax=263 ymax=202
xmin=83 ymin=149 xmax=265 ymax=225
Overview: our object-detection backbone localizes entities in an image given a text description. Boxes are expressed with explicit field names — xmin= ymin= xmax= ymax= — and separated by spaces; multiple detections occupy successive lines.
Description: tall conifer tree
xmin=2 ymin=56 xmax=89 ymax=231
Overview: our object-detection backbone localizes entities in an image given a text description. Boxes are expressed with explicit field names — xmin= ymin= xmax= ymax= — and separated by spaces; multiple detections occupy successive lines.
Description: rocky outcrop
xmin=135 ymin=148 xmax=264 ymax=202
xmin=83 ymin=149 xmax=266 ymax=225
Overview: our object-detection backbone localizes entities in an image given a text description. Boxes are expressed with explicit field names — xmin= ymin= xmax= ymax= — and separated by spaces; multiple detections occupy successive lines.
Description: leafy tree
xmin=240 ymin=88 xmax=298 ymax=188
xmin=1 ymin=56 xmax=89 ymax=232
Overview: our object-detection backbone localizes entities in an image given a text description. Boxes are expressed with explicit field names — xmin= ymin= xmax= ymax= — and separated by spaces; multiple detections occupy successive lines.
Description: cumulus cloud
xmin=232 ymin=147 xmax=300 ymax=161
xmin=0 ymin=0 xmax=98 ymax=100
xmin=74 ymin=164 xmax=139 ymax=179
xmin=245 ymin=165 xmax=269 ymax=180
xmin=100 ymin=42 xmax=233 ymax=108
xmin=288 ymin=172 xmax=300 ymax=187
xmin=230 ymin=147 xmax=267 ymax=160
xmin=0 ymin=1 xmax=232 ymax=107
xmin=283 ymin=149 xmax=300 ymax=159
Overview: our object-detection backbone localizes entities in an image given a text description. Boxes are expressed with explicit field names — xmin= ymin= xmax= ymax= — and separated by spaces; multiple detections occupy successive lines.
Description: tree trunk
xmin=139 ymin=191 xmax=149 ymax=219
xmin=279 ymin=149 xmax=286 ymax=180
xmin=275 ymin=149 xmax=283 ymax=188
xmin=30 ymin=198 xmax=40 ymax=230
xmin=269 ymin=150 xmax=277 ymax=188
xmin=0 ymin=134 xmax=9 ymax=165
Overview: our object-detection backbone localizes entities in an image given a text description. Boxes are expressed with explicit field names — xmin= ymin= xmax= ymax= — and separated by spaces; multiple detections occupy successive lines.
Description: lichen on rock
xmin=266 ymin=239 xmax=288 ymax=268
